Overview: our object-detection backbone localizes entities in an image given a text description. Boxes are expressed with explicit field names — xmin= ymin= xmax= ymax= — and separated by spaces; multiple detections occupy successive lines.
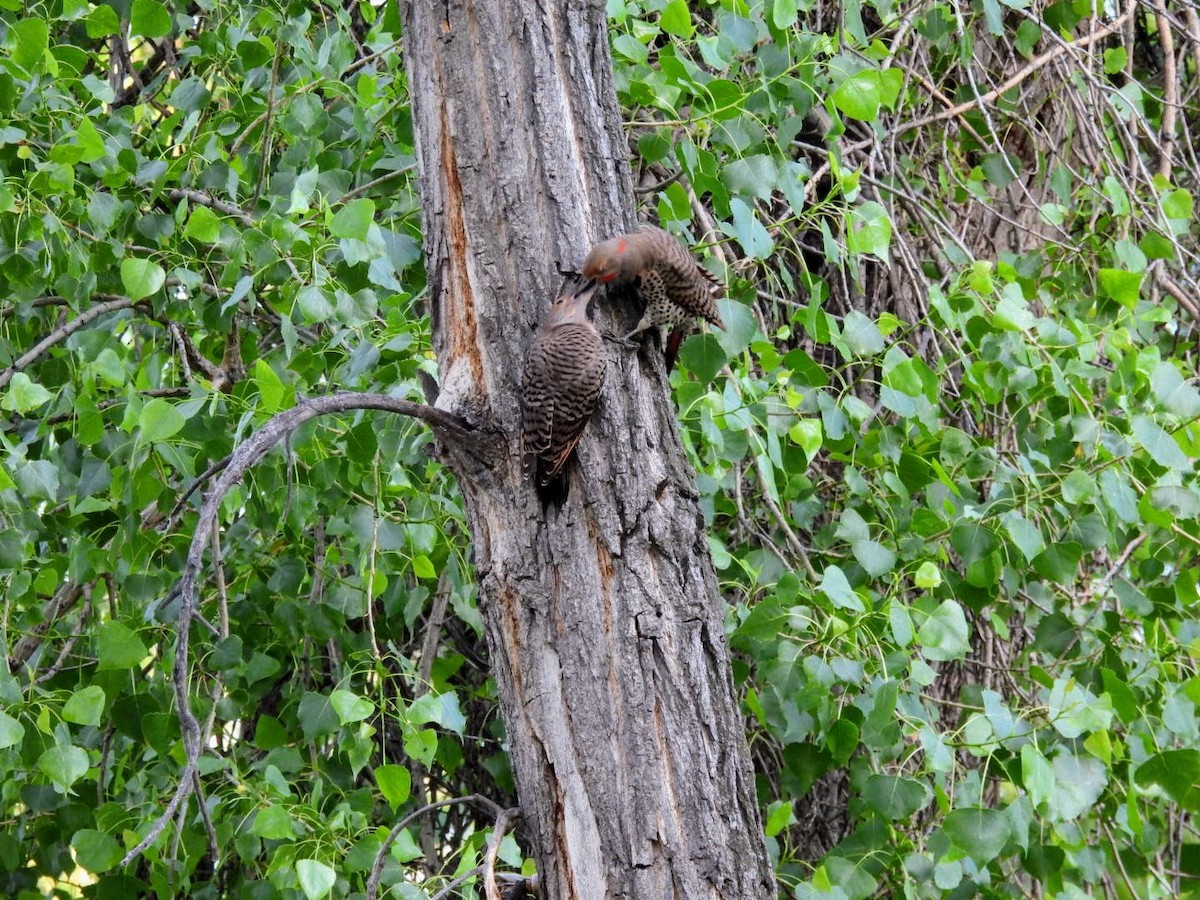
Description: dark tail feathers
xmin=535 ymin=458 xmax=571 ymax=510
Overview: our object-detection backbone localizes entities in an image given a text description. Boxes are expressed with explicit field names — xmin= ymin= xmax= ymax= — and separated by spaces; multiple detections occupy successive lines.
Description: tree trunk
xmin=401 ymin=2 xmax=774 ymax=898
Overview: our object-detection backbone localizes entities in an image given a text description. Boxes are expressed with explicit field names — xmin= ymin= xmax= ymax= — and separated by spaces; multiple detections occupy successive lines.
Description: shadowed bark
xmin=401 ymin=1 xmax=774 ymax=897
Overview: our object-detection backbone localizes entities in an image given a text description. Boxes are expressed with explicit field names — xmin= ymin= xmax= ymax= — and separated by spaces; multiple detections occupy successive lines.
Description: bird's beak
xmin=573 ymin=278 xmax=598 ymax=301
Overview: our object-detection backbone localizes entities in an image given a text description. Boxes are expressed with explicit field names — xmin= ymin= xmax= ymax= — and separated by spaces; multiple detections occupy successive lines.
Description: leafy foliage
xmin=2 ymin=0 xmax=1199 ymax=898
xmin=609 ymin=0 xmax=1200 ymax=896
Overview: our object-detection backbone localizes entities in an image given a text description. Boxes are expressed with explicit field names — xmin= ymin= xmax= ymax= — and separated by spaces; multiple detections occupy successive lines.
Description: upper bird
xmin=581 ymin=225 xmax=724 ymax=363
xmin=520 ymin=280 xmax=607 ymax=510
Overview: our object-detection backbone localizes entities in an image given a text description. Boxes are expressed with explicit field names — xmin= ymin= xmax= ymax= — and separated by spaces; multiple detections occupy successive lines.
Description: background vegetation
xmin=1 ymin=0 xmax=1198 ymax=897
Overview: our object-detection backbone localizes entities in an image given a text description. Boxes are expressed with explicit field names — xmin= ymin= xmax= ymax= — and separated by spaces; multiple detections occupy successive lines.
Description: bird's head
xmin=544 ymin=279 xmax=599 ymax=326
xmin=581 ymin=235 xmax=638 ymax=285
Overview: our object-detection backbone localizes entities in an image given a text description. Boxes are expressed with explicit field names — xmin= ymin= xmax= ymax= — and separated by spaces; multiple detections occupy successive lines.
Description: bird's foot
xmin=607 ymin=329 xmax=644 ymax=349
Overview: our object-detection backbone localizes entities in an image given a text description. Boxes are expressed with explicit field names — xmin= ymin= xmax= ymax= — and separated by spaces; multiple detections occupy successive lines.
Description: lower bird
xmin=581 ymin=224 xmax=724 ymax=366
xmin=520 ymin=280 xmax=606 ymax=510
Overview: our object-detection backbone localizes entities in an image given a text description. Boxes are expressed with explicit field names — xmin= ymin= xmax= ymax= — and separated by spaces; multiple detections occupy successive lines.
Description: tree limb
xmin=0 ymin=296 xmax=138 ymax=391
xmin=8 ymin=582 xmax=87 ymax=673
xmin=121 ymin=393 xmax=495 ymax=866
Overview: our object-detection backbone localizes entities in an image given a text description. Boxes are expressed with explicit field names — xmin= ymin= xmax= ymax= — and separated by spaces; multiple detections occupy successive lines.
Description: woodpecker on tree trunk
xmin=581 ymin=224 xmax=724 ymax=367
xmin=520 ymin=281 xmax=606 ymax=510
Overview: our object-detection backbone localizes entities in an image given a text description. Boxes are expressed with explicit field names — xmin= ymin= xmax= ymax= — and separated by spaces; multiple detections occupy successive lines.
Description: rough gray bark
xmin=401 ymin=2 xmax=774 ymax=898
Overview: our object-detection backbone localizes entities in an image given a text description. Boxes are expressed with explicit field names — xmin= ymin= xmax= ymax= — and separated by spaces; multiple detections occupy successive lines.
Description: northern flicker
xmin=520 ymin=281 xmax=606 ymax=510
xmin=581 ymin=225 xmax=724 ymax=364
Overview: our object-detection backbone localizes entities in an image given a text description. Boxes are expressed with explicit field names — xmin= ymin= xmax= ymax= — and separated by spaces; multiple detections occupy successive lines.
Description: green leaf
xmin=131 ymin=0 xmax=172 ymax=38
xmin=764 ymin=800 xmax=794 ymax=837
xmin=715 ymin=299 xmax=756 ymax=359
xmin=404 ymin=729 xmax=438 ymax=767
xmin=789 ymin=419 xmax=823 ymax=459
xmin=298 ymin=692 xmax=340 ymax=739
xmin=1132 ymin=415 xmax=1190 ymax=469
xmin=914 ymin=562 xmax=941 ymax=589
xmin=1162 ymin=188 xmax=1193 ymax=221
xmin=1021 ymin=744 xmax=1055 ymax=810
xmin=863 ymin=774 xmax=930 ymax=819
xmin=1032 ymin=542 xmax=1082 ymax=583
xmin=1048 ymin=753 xmax=1107 ymax=821
xmin=772 ymin=0 xmax=799 ymax=29
xmin=944 ymin=807 xmax=1010 ymax=864
xmin=917 ymin=600 xmax=970 ymax=662
xmin=1103 ymin=47 xmax=1126 ymax=73
xmin=1002 ymin=512 xmax=1044 ymax=562
xmin=0 ymin=711 xmax=25 ymax=749
xmin=375 ymin=764 xmax=412 ymax=810
xmin=97 ymin=621 xmax=148 ymax=670
xmin=846 ymin=201 xmax=893 ymax=259
xmin=63 ymin=686 xmax=106 ymax=727
xmin=832 ymin=70 xmax=882 ymax=121
xmin=253 ymin=359 xmax=287 ymax=415
xmin=14 ymin=460 xmax=59 ymax=501
xmin=184 ymin=205 xmax=221 ymax=243
xmin=889 ymin=602 xmax=913 ymax=646
xmin=7 ymin=18 xmax=49 ymax=73
xmin=1135 ymin=750 xmax=1200 ymax=809
xmin=296 ymin=859 xmax=337 ymax=900
xmin=71 ymin=829 xmax=121 ymax=873
xmin=842 ymin=310 xmax=885 ymax=355
xmin=1047 ymin=679 xmax=1112 ymax=738
xmin=852 ymin=540 xmax=896 ymax=577
xmin=1097 ymin=268 xmax=1142 ymax=307
xmin=677 ymin=333 xmax=725 ymax=383
xmin=723 ymin=198 xmax=773 ymax=259
xmin=659 ymin=0 xmax=693 ymax=38
xmin=330 ymin=689 xmax=375 ymax=725
xmin=951 ymin=523 xmax=996 ymax=564
xmin=411 ymin=555 xmax=437 ymax=580
xmin=330 ymin=198 xmax=375 ymax=241
xmin=120 ymin=258 xmax=166 ymax=301
xmin=85 ymin=4 xmax=121 ymax=38
xmin=1152 ymin=360 xmax=1200 ymax=418
xmin=409 ymin=691 xmax=466 ymax=734
xmin=139 ymin=398 xmax=187 ymax=442
xmin=722 ymin=154 xmax=776 ymax=201
xmin=1 ymin=373 xmax=54 ymax=413
xmin=296 ymin=285 xmax=335 ymax=324
xmin=250 ymin=804 xmax=295 ymax=839
xmin=38 ymin=744 xmax=90 ymax=793
xmin=819 ymin=564 xmax=865 ymax=612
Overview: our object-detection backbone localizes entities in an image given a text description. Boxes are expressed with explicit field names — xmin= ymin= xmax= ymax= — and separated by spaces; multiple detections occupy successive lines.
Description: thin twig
xmin=341 ymin=165 xmax=417 ymax=204
xmin=32 ymin=591 xmax=93 ymax=686
xmin=430 ymin=865 xmax=483 ymax=900
xmin=366 ymin=794 xmax=506 ymax=900
xmin=8 ymin=582 xmax=86 ymax=673
xmin=168 ymin=188 xmax=254 ymax=226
